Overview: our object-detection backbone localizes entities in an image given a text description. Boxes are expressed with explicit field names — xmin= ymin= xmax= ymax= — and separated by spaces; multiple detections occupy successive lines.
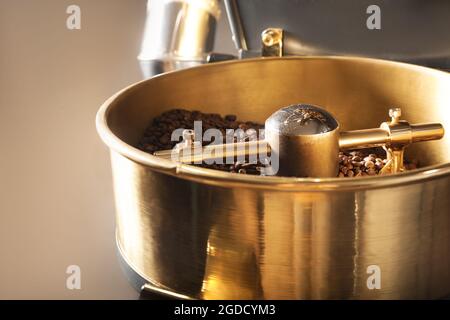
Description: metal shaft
xmin=154 ymin=107 xmax=444 ymax=177
xmin=339 ymin=123 xmax=444 ymax=149
xmin=154 ymin=122 xmax=443 ymax=161
xmin=154 ymin=140 xmax=269 ymax=164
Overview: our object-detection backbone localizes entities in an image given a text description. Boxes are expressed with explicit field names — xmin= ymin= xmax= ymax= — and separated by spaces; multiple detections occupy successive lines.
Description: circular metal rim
xmin=96 ymin=56 xmax=450 ymax=191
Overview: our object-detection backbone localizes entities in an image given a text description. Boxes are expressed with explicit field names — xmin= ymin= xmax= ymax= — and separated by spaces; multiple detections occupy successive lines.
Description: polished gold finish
xmin=339 ymin=124 xmax=444 ymax=148
xmin=265 ymin=123 xmax=340 ymax=177
xmin=263 ymin=104 xmax=340 ymax=177
xmin=261 ymin=28 xmax=283 ymax=57
xmin=342 ymin=107 xmax=444 ymax=174
xmin=380 ymin=108 xmax=445 ymax=173
xmin=154 ymin=107 xmax=443 ymax=176
xmin=154 ymin=140 xmax=270 ymax=165
xmin=339 ymin=128 xmax=389 ymax=148
xmin=97 ymin=57 xmax=450 ymax=299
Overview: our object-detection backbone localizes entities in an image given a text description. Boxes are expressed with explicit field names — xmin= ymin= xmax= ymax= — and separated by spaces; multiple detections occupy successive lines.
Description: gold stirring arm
xmin=339 ymin=109 xmax=444 ymax=149
xmin=154 ymin=107 xmax=444 ymax=176
xmin=340 ymin=108 xmax=444 ymax=174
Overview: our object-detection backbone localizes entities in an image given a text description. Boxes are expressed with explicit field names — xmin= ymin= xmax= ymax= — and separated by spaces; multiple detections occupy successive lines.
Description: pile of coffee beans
xmin=138 ymin=109 xmax=264 ymax=173
xmin=138 ymin=109 xmax=418 ymax=177
xmin=338 ymin=149 xmax=417 ymax=177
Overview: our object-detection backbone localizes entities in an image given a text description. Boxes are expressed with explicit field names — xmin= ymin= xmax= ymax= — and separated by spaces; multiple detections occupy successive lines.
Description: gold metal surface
xmin=154 ymin=107 xmax=443 ymax=176
xmin=97 ymin=57 xmax=450 ymax=299
xmin=154 ymin=140 xmax=270 ymax=164
xmin=261 ymin=28 xmax=283 ymax=57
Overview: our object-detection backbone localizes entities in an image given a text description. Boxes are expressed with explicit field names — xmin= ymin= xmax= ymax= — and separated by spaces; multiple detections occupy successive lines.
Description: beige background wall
xmin=0 ymin=0 xmax=235 ymax=299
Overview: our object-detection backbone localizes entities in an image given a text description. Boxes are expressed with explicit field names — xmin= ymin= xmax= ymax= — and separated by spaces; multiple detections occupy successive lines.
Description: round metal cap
xmin=265 ymin=104 xmax=338 ymax=136
xmin=264 ymin=104 xmax=340 ymax=177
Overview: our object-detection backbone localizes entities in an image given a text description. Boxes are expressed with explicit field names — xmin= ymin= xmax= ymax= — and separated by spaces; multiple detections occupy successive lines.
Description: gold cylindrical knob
xmin=411 ymin=123 xmax=445 ymax=142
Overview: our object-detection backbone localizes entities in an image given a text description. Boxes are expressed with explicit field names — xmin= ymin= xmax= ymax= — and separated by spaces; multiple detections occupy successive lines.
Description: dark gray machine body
xmin=225 ymin=0 xmax=450 ymax=69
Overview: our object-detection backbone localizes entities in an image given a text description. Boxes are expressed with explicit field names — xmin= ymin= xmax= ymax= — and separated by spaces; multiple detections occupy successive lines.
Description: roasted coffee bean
xmin=365 ymin=160 xmax=375 ymax=169
xmin=338 ymin=148 xmax=417 ymax=178
xmin=353 ymin=161 xmax=362 ymax=167
xmin=138 ymin=109 xmax=265 ymax=175
xmin=225 ymin=114 xmax=237 ymax=122
xmin=159 ymin=134 xmax=170 ymax=145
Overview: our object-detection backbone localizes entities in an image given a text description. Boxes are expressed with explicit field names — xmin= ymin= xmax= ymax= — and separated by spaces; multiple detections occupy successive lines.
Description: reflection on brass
xmin=97 ymin=57 xmax=450 ymax=299
xmin=138 ymin=0 xmax=220 ymax=77
xmin=261 ymin=28 xmax=283 ymax=57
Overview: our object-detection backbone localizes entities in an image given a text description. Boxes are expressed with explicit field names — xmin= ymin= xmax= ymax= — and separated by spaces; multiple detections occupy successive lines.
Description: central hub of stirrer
xmin=154 ymin=104 xmax=444 ymax=178
xmin=264 ymin=104 xmax=340 ymax=177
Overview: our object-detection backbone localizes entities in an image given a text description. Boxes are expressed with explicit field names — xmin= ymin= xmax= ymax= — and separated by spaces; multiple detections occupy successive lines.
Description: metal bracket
xmin=261 ymin=28 xmax=284 ymax=57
